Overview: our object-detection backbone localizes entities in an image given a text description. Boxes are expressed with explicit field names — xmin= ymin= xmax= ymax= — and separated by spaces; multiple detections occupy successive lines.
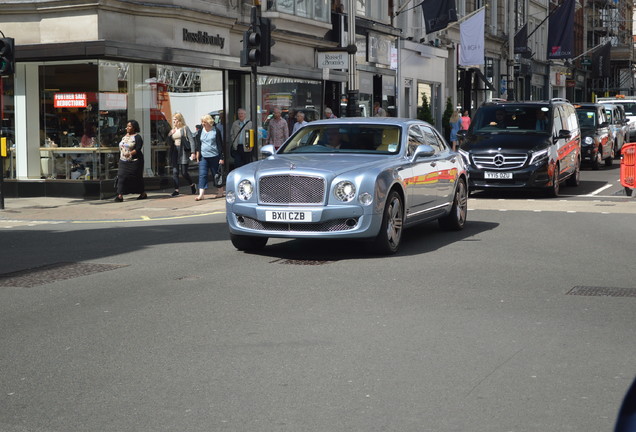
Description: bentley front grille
xmin=259 ymin=175 xmax=325 ymax=204
xmin=237 ymin=216 xmax=358 ymax=232
xmin=472 ymin=153 xmax=528 ymax=170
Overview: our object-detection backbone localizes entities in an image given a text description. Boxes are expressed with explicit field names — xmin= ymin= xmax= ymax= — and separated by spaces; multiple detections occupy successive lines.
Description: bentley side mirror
xmin=260 ymin=144 xmax=275 ymax=158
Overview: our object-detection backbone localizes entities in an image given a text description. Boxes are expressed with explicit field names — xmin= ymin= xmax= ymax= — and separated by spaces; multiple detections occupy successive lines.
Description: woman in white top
xmin=168 ymin=112 xmax=196 ymax=197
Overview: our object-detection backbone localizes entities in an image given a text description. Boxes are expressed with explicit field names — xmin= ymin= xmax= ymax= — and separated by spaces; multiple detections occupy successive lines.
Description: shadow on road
xmin=1 ymin=217 xmax=499 ymax=274
xmin=247 ymin=220 xmax=499 ymax=261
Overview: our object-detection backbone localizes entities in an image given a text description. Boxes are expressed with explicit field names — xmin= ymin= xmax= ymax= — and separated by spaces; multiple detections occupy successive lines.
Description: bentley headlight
xmin=226 ymin=191 xmax=236 ymax=203
xmin=584 ymin=136 xmax=594 ymax=145
xmin=237 ymin=180 xmax=254 ymax=201
xmin=335 ymin=181 xmax=356 ymax=202
xmin=529 ymin=149 xmax=549 ymax=165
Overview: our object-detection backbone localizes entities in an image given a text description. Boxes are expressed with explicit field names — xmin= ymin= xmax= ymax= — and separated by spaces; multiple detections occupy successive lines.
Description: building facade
xmin=1 ymin=0 xmax=633 ymax=198
xmin=0 ymin=0 xmax=345 ymax=197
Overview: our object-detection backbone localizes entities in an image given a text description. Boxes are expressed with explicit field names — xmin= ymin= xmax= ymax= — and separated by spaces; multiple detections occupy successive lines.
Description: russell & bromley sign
xmin=183 ymin=28 xmax=225 ymax=49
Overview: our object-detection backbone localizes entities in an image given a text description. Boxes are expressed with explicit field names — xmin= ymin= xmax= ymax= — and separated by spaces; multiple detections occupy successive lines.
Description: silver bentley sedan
xmin=225 ymin=117 xmax=469 ymax=254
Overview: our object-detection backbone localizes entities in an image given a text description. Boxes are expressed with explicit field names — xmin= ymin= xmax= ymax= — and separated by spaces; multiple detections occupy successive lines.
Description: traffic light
xmin=259 ymin=18 xmax=275 ymax=67
xmin=0 ymin=38 xmax=15 ymax=76
xmin=240 ymin=27 xmax=261 ymax=67
xmin=240 ymin=8 xmax=261 ymax=67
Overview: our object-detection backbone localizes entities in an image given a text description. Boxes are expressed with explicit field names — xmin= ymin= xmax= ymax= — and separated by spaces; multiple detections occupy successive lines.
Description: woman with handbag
xmin=194 ymin=114 xmax=225 ymax=201
xmin=168 ymin=112 xmax=197 ymax=197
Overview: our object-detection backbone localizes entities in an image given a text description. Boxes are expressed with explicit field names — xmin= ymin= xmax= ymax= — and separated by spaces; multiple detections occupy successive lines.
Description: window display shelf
xmin=38 ymin=147 xmax=120 ymax=180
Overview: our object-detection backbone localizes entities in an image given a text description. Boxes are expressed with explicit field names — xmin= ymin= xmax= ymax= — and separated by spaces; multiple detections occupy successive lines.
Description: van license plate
xmin=484 ymin=171 xmax=513 ymax=179
xmin=265 ymin=211 xmax=312 ymax=222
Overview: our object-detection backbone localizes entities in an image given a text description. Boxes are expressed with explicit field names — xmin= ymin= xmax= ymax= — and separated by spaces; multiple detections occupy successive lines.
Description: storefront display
xmin=7 ymin=60 xmax=225 ymax=182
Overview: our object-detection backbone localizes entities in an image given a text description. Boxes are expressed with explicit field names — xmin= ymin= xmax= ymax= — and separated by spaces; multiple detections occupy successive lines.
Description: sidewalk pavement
xmin=0 ymin=190 xmax=227 ymax=223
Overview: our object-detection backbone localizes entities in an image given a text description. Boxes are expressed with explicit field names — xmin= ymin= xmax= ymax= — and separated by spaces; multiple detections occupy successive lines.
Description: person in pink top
xmin=461 ymin=110 xmax=471 ymax=130
xmin=266 ymin=107 xmax=289 ymax=150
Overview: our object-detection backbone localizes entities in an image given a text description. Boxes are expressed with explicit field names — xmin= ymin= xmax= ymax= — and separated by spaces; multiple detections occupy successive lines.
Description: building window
xmin=353 ymin=0 xmax=388 ymax=23
xmin=268 ymin=0 xmax=330 ymax=22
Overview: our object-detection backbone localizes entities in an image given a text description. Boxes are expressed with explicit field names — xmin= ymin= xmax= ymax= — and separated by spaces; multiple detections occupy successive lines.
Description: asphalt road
xmin=0 ymin=160 xmax=634 ymax=432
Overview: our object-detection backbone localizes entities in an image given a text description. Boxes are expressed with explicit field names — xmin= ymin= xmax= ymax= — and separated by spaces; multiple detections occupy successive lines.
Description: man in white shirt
xmin=292 ymin=111 xmax=308 ymax=134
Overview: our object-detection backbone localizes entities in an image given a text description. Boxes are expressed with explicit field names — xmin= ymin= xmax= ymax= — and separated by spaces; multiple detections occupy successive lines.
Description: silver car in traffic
xmin=225 ymin=118 xmax=469 ymax=254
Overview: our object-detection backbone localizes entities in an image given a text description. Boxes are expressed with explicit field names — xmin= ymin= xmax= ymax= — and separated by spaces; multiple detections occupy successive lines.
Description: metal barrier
xmin=620 ymin=142 xmax=635 ymax=196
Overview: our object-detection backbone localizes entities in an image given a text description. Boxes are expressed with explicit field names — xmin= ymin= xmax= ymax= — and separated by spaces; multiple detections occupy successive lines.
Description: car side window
xmin=407 ymin=125 xmax=426 ymax=157
xmin=419 ymin=125 xmax=443 ymax=153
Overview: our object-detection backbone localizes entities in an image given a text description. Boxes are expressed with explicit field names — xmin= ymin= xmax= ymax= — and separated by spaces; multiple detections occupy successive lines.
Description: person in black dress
xmin=114 ymin=120 xmax=146 ymax=202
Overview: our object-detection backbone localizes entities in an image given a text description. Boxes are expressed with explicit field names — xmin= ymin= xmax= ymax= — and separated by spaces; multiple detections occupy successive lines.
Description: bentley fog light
xmin=237 ymin=180 xmax=254 ymax=201
xmin=358 ymin=192 xmax=373 ymax=206
xmin=335 ymin=181 xmax=356 ymax=202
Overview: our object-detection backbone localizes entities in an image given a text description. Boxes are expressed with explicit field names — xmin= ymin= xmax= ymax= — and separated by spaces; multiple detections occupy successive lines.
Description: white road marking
xmin=586 ymin=184 xmax=613 ymax=196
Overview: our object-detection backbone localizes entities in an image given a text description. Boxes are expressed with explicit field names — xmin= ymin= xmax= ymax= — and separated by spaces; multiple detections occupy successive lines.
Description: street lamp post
xmin=507 ymin=0 xmax=516 ymax=100
xmin=345 ymin=0 xmax=360 ymax=117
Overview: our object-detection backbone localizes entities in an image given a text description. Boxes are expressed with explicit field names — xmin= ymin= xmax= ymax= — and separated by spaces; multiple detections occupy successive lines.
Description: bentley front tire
xmin=372 ymin=190 xmax=404 ymax=255
xmin=230 ymin=233 xmax=268 ymax=251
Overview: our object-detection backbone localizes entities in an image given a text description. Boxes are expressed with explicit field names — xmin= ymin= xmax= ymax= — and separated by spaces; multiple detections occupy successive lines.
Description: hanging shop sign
xmin=318 ymin=52 xmax=348 ymax=69
xmin=54 ymin=93 xmax=87 ymax=108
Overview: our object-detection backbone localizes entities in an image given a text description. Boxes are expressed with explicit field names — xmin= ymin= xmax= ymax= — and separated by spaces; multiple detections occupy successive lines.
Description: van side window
xmin=552 ymin=107 xmax=564 ymax=135
xmin=566 ymin=106 xmax=578 ymax=133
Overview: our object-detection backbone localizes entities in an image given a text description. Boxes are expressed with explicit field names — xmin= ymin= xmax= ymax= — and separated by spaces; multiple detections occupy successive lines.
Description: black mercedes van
xmin=457 ymin=99 xmax=581 ymax=197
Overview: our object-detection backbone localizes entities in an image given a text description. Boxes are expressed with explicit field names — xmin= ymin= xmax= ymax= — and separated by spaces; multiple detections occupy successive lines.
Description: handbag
xmin=181 ymin=127 xmax=192 ymax=151
xmin=214 ymin=164 xmax=225 ymax=187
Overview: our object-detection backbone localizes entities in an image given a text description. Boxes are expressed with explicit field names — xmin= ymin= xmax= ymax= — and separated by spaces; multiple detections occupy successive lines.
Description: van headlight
xmin=529 ymin=149 xmax=549 ymax=165
xmin=334 ymin=181 xmax=356 ymax=202
xmin=237 ymin=180 xmax=254 ymax=201
xmin=458 ymin=149 xmax=471 ymax=165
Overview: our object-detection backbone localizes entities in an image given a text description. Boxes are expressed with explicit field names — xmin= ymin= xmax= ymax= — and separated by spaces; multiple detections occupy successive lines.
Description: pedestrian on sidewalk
xmin=292 ymin=110 xmax=308 ymax=134
xmin=229 ymin=108 xmax=252 ymax=169
xmin=168 ymin=112 xmax=197 ymax=197
xmin=449 ymin=110 xmax=462 ymax=151
xmin=461 ymin=110 xmax=471 ymax=131
xmin=265 ymin=107 xmax=289 ymax=150
xmin=195 ymin=114 xmax=225 ymax=201
xmin=114 ymin=120 xmax=146 ymax=202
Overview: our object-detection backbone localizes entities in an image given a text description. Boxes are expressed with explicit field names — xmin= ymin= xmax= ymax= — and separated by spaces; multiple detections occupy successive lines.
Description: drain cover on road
xmin=567 ymin=286 xmax=636 ymax=298
xmin=0 ymin=262 xmax=128 ymax=288
xmin=271 ymin=259 xmax=335 ymax=265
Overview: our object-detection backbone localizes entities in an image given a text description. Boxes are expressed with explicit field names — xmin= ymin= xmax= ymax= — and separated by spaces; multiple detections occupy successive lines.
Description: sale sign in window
xmin=54 ymin=93 xmax=88 ymax=108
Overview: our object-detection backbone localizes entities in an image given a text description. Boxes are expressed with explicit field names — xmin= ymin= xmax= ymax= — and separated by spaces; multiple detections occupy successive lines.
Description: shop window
xmin=34 ymin=61 xmax=225 ymax=181
xmin=258 ymin=75 xmax=322 ymax=139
